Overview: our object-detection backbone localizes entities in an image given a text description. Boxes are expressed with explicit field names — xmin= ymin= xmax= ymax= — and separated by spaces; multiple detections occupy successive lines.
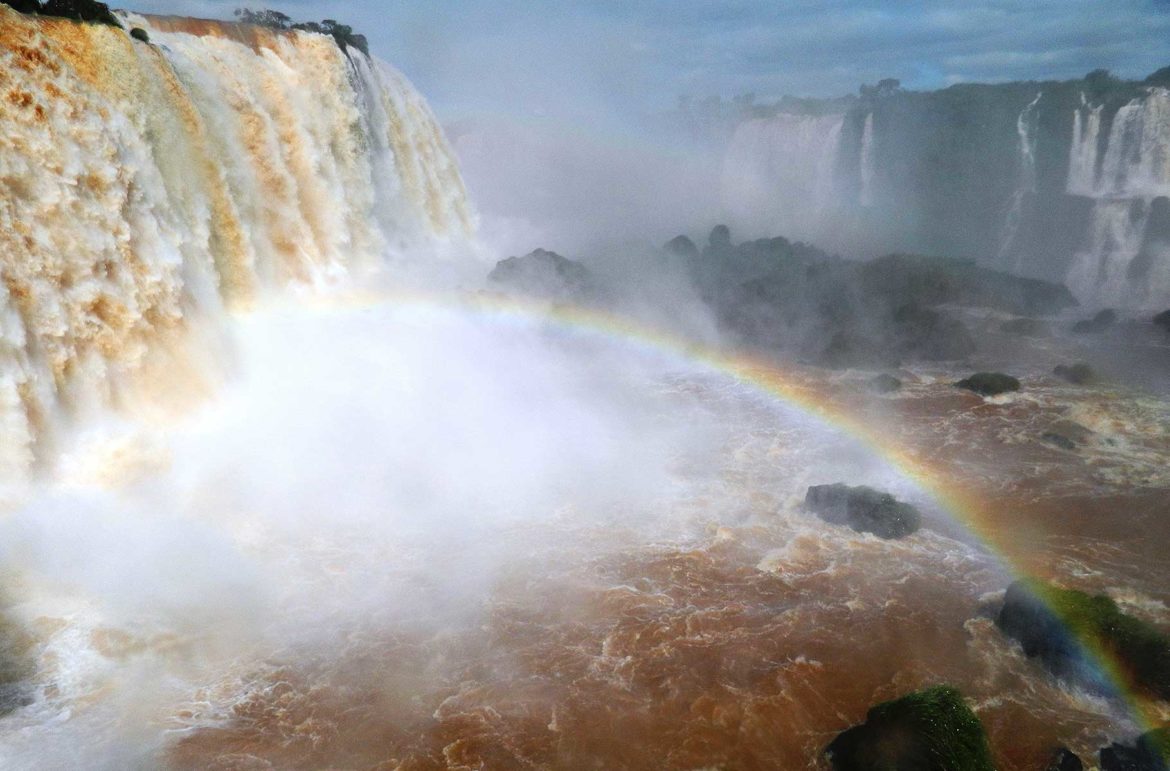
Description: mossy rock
xmin=825 ymin=685 xmax=995 ymax=771
xmin=954 ymin=372 xmax=1020 ymax=396
xmin=997 ymin=580 xmax=1170 ymax=700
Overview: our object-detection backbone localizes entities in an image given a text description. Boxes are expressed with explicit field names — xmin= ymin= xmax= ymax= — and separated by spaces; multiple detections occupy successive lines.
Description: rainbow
xmin=290 ymin=286 xmax=1167 ymax=745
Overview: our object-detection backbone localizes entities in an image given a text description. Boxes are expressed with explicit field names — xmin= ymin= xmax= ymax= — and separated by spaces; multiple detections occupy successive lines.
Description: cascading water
xmin=720 ymin=112 xmax=844 ymax=241
xmin=1066 ymin=87 xmax=1170 ymax=307
xmin=0 ymin=8 xmax=474 ymax=486
xmin=998 ymin=92 xmax=1041 ymax=271
xmin=858 ymin=111 xmax=875 ymax=208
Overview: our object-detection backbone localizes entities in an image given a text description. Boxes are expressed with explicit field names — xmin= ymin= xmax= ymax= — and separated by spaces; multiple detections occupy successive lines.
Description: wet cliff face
xmin=721 ymin=74 xmax=1170 ymax=310
xmin=0 ymin=8 xmax=474 ymax=483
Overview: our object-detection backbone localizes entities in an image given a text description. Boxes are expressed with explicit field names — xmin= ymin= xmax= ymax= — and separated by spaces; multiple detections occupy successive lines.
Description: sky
xmin=127 ymin=0 xmax=1170 ymax=122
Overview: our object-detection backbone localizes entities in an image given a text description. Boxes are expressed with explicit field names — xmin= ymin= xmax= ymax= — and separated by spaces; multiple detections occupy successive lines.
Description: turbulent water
xmin=1 ymin=10 xmax=1170 ymax=771
xmin=0 ymin=8 xmax=473 ymax=485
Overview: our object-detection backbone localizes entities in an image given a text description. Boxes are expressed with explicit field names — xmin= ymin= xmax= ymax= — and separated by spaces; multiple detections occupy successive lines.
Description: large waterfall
xmin=0 ymin=8 xmax=473 ymax=483
xmin=720 ymin=112 xmax=844 ymax=242
xmin=1065 ymin=88 xmax=1170 ymax=307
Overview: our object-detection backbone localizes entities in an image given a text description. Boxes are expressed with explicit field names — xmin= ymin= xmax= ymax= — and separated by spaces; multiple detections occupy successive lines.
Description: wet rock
xmin=996 ymin=580 xmax=1170 ymax=700
xmin=1001 ymin=317 xmax=1050 ymax=337
xmin=890 ymin=303 xmax=976 ymax=361
xmin=1072 ymin=309 xmax=1118 ymax=334
xmin=804 ymin=483 xmax=921 ymax=539
xmin=1054 ymin=363 xmax=1097 ymax=385
xmin=954 ymin=372 xmax=1020 ymax=396
xmin=1099 ymin=727 xmax=1170 ymax=771
xmin=816 ymin=331 xmax=897 ymax=370
xmin=867 ymin=373 xmax=903 ymax=394
xmin=488 ymin=248 xmax=594 ymax=301
xmin=1153 ymin=309 xmax=1170 ymax=334
xmin=1040 ymin=420 xmax=1094 ymax=451
xmin=1047 ymin=747 xmax=1084 ymax=771
xmin=130 ymin=27 xmax=150 ymax=43
xmin=824 ymin=685 xmax=995 ymax=771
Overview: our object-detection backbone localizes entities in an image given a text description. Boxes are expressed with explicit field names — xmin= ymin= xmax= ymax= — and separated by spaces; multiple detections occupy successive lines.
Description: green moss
xmin=826 ymin=685 xmax=995 ymax=771
xmin=1028 ymin=580 xmax=1170 ymax=699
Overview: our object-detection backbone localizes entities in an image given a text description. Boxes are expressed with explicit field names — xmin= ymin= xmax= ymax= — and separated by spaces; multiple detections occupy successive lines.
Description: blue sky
xmin=130 ymin=0 xmax=1170 ymax=121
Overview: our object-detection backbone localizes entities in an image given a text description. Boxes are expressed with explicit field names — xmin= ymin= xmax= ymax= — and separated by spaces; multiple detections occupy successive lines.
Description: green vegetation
xmin=1 ymin=0 xmax=120 ymax=27
xmin=825 ymin=685 xmax=995 ymax=771
xmin=234 ymin=8 xmax=370 ymax=56
xmin=999 ymin=580 xmax=1170 ymax=700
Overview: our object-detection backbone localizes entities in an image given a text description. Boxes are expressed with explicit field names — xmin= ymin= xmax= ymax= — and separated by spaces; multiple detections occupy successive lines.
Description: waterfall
xmin=858 ymin=112 xmax=875 ymax=208
xmin=1065 ymin=88 xmax=1170 ymax=307
xmin=0 ymin=8 xmax=474 ymax=484
xmin=720 ymin=112 xmax=844 ymax=240
xmin=998 ymin=92 xmax=1042 ymax=270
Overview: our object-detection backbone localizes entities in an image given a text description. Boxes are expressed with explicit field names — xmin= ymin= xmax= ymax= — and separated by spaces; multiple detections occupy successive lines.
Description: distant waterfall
xmin=998 ymin=92 xmax=1042 ymax=270
xmin=1065 ymin=88 xmax=1170 ymax=307
xmin=720 ymin=112 xmax=845 ymax=240
xmin=0 ymin=9 xmax=474 ymax=482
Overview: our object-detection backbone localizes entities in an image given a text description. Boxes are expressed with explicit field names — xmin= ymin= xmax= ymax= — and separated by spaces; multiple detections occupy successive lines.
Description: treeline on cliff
xmin=234 ymin=8 xmax=370 ymax=56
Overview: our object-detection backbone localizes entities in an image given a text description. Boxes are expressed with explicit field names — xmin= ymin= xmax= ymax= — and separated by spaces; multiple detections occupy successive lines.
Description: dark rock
xmin=9 ymin=0 xmax=122 ymax=25
xmin=130 ymin=26 xmax=149 ymax=43
xmin=824 ymin=685 xmax=994 ymax=771
xmin=1047 ymin=747 xmax=1084 ymax=771
xmin=1054 ymin=363 xmax=1097 ymax=385
xmin=816 ymin=331 xmax=897 ymax=371
xmin=1072 ymin=309 xmax=1118 ymax=334
xmin=663 ymin=235 xmax=699 ymax=261
xmin=954 ymin=372 xmax=1020 ymax=396
xmin=805 ymin=483 xmax=921 ymax=539
xmin=1001 ymin=317 xmax=1050 ymax=337
xmin=487 ymin=249 xmax=593 ymax=301
xmin=867 ymin=373 xmax=903 ymax=394
xmin=1153 ymin=310 xmax=1170 ymax=334
xmin=1041 ymin=432 xmax=1078 ymax=451
xmin=890 ymin=303 xmax=976 ymax=361
xmin=1041 ymin=421 xmax=1092 ymax=451
xmin=1099 ymin=727 xmax=1170 ymax=771
xmin=996 ymin=580 xmax=1170 ymax=700
xmin=707 ymin=224 xmax=732 ymax=251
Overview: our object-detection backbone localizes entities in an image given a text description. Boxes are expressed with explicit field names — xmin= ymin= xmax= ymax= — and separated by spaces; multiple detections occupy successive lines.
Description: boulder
xmin=816 ymin=331 xmax=898 ymax=370
xmin=890 ymin=304 xmax=976 ymax=361
xmin=804 ymin=483 xmax=921 ymax=539
xmin=996 ymin=580 xmax=1170 ymax=700
xmin=487 ymin=249 xmax=594 ymax=301
xmin=1100 ymin=727 xmax=1170 ymax=771
xmin=707 ymin=224 xmax=732 ymax=251
xmin=1040 ymin=420 xmax=1094 ymax=451
xmin=1053 ymin=363 xmax=1097 ymax=385
xmin=1072 ymin=309 xmax=1118 ymax=334
xmin=1047 ymin=748 xmax=1084 ymax=771
xmin=954 ymin=372 xmax=1020 ymax=396
xmin=824 ymin=685 xmax=995 ymax=771
xmin=130 ymin=27 xmax=150 ymax=43
xmin=867 ymin=373 xmax=903 ymax=394
xmin=1153 ymin=309 xmax=1170 ymax=334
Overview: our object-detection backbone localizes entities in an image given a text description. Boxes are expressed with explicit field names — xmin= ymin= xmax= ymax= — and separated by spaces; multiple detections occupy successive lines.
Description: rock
xmin=890 ymin=303 xmax=976 ymax=361
xmin=816 ymin=331 xmax=897 ymax=370
xmin=1001 ymin=317 xmax=1050 ymax=337
xmin=804 ymin=483 xmax=921 ymax=539
xmin=707 ymin=224 xmax=732 ymax=251
xmin=1153 ymin=309 xmax=1170 ymax=334
xmin=487 ymin=248 xmax=594 ymax=301
xmin=1072 ymin=309 xmax=1118 ymax=334
xmin=1047 ymin=747 xmax=1084 ymax=771
xmin=996 ymin=580 xmax=1170 ymax=700
xmin=663 ymin=235 xmax=699 ymax=261
xmin=1100 ymin=727 xmax=1170 ymax=771
xmin=1040 ymin=420 xmax=1094 ymax=451
xmin=130 ymin=27 xmax=150 ymax=43
xmin=1054 ymin=363 xmax=1097 ymax=385
xmin=954 ymin=372 xmax=1020 ymax=396
xmin=824 ymin=685 xmax=995 ymax=771
xmin=867 ymin=373 xmax=903 ymax=394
